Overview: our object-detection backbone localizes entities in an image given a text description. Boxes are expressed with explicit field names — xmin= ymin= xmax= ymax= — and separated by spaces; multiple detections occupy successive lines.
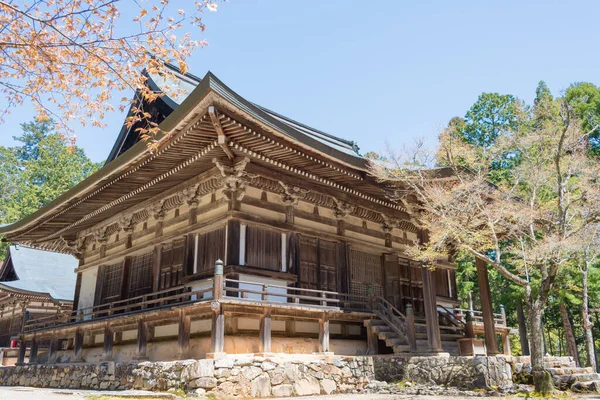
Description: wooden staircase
xmin=364 ymin=299 xmax=466 ymax=355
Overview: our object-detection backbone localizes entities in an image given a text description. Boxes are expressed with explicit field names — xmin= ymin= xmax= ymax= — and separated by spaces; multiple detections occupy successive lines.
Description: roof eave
xmin=0 ymin=72 xmax=215 ymax=239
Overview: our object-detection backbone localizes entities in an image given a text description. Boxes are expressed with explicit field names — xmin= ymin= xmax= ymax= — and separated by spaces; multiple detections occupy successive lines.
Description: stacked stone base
xmin=0 ymin=354 xmax=515 ymax=397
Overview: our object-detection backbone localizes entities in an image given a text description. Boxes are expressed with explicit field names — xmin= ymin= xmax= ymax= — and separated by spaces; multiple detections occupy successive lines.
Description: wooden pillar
xmin=103 ymin=323 xmax=113 ymax=361
xmin=421 ymin=266 xmax=443 ymax=352
xmin=210 ymin=260 xmax=225 ymax=356
xmin=319 ymin=313 xmax=330 ymax=353
xmin=48 ymin=336 xmax=58 ymax=364
xmin=74 ymin=329 xmax=84 ymax=362
xmin=405 ymin=303 xmax=417 ymax=352
xmin=188 ymin=207 xmax=198 ymax=226
xmin=136 ymin=320 xmax=149 ymax=360
xmin=178 ymin=310 xmax=191 ymax=359
xmin=366 ymin=325 xmax=378 ymax=355
xmin=214 ymin=259 xmax=224 ymax=300
xmin=152 ymin=245 xmax=162 ymax=292
xmin=29 ymin=336 xmax=38 ymax=364
xmin=476 ymin=257 xmax=499 ymax=355
xmin=210 ymin=304 xmax=225 ymax=354
xmin=259 ymin=310 xmax=272 ymax=354
xmin=502 ymin=331 xmax=511 ymax=355
xmin=16 ymin=337 xmax=26 ymax=365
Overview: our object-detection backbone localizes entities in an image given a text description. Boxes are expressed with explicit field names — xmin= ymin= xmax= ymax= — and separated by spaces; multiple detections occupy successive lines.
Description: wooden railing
xmin=24 ymin=284 xmax=214 ymax=333
xmin=454 ymin=308 xmax=507 ymax=327
xmin=222 ymin=277 xmax=371 ymax=311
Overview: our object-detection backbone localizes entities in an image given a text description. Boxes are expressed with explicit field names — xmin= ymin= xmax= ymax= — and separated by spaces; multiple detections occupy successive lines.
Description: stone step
xmin=415 ymin=332 xmax=464 ymax=340
xmin=572 ymin=380 xmax=600 ymax=393
xmin=549 ymin=367 xmax=596 ymax=376
xmin=553 ymin=373 xmax=600 ymax=390
xmin=392 ymin=344 xmax=430 ymax=353
xmin=546 ymin=361 xmax=577 ymax=368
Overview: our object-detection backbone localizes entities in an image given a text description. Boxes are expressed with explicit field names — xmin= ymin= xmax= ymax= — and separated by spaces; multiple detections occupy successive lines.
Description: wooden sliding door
xmin=158 ymin=239 xmax=186 ymax=291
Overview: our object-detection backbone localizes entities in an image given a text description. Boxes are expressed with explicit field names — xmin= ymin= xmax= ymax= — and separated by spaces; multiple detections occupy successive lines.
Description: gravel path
xmin=1 ymin=386 xmax=599 ymax=399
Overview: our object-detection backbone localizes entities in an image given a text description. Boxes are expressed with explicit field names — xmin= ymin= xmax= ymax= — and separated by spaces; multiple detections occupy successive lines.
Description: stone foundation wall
xmin=0 ymin=355 xmax=375 ymax=397
xmin=374 ymin=355 xmax=513 ymax=389
xmin=0 ymin=354 xmax=516 ymax=396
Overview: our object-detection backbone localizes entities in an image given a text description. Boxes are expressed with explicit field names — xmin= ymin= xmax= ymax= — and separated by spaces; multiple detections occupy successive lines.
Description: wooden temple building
xmin=0 ymin=246 xmax=77 ymax=364
xmin=0 ymin=66 xmax=509 ymax=364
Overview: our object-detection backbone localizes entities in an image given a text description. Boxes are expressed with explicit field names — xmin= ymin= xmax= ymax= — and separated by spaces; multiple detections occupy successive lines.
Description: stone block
xmin=272 ymin=383 xmax=294 ymax=397
xmin=320 ymin=378 xmax=337 ymax=394
xmin=250 ymin=373 xmax=271 ymax=398
xmin=242 ymin=366 xmax=263 ymax=381
xmin=294 ymin=376 xmax=320 ymax=396
xmin=190 ymin=377 xmax=217 ymax=389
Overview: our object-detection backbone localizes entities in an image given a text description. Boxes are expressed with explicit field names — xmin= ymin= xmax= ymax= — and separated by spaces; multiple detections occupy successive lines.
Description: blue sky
xmin=2 ymin=0 xmax=599 ymax=162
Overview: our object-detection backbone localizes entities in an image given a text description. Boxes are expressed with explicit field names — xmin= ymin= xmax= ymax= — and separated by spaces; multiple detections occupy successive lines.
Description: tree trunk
xmin=559 ymin=303 xmax=580 ymax=366
xmin=516 ymin=298 xmax=530 ymax=355
xmin=543 ymin=320 xmax=551 ymax=355
xmin=581 ymin=265 xmax=597 ymax=371
xmin=527 ymin=290 xmax=555 ymax=395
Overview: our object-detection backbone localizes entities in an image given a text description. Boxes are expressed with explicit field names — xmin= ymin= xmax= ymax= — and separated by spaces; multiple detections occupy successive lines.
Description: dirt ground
xmin=1 ymin=387 xmax=600 ymax=400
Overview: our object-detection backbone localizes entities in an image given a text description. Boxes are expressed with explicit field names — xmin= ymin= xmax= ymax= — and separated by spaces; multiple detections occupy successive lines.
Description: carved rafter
xmin=92 ymin=226 xmax=110 ymax=245
xmin=59 ymin=236 xmax=86 ymax=258
xmin=381 ymin=214 xmax=399 ymax=234
xmin=214 ymin=157 xmax=256 ymax=202
xmin=117 ymin=215 xmax=135 ymax=233
xmin=332 ymin=199 xmax=355 ymax=220
xmin=181 ymin=183 xmax=201 ymax=207
xmin=248 ymin=172 xmax=417 ymax=232
xmin=148 ymin=200 xmax=167 ymax=221
xmin=278 ymin=181 xmax=310 ymax=207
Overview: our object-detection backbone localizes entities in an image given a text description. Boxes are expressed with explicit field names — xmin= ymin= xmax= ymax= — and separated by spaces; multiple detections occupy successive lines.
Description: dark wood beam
xmin=209 ymin=106 xmax=234 ymax=160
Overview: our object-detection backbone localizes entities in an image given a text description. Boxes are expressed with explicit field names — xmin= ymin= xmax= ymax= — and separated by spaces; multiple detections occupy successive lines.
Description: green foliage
xmin=566 ymin=82 xmax=600 ymax=155
xmin=448 ymin=81 xmax=600 ymax=367
xmin=0 ymin=120 xmax=101 ymax=259
xmin=460 ymin=92 xmax=520 ymax=149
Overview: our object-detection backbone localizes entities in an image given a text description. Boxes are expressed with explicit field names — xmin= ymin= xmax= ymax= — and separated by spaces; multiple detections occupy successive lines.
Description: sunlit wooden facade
xmin=0 ymin=66 xmax=507 ymax=364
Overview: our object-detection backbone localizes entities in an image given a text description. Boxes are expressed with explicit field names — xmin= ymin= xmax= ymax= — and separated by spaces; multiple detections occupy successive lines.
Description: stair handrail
xmin=438 ymin=304 xmax=466 ymax=329
xmin=372 ymin=296 xmax=416 ymax=351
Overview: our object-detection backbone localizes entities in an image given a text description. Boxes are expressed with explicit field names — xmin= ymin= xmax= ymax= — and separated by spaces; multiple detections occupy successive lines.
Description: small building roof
xmin=0 ymin=246 xmax=78 ymax=302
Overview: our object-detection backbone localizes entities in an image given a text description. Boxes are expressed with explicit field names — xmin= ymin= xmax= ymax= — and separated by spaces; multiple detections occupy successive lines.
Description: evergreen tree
xmin=0 ymin=120 xmax=101 ymax=259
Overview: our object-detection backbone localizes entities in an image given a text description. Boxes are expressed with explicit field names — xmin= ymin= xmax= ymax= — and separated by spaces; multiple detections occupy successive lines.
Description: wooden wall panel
xmin=158 ymin=238 xmax=186 ymax=290
xmin=227 ymin=220 xmax=240 ymax=266
xmin=245 ymin=226 xmax=281 ymax=271
xmin=196 ymin=227 xmax=226 ymax=272
xmin=319 ymin=240 xmax=338 ymax=292
xmin=299 ymin=236 xmax=318 ymax=291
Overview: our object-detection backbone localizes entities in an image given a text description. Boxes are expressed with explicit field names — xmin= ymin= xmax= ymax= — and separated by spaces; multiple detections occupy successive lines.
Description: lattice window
xmin=100 ymin=263 xmax=123 ymax=304
xmin=350 ymin=249 xmax=383 ymax=297
xmin=128 ymin=252 xmax=154 ymax=298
